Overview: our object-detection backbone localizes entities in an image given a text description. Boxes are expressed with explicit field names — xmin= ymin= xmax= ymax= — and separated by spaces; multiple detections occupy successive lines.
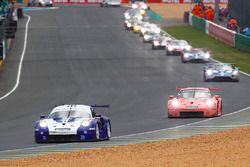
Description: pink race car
xmin=167 ymin=87 xmax=222 ymax=118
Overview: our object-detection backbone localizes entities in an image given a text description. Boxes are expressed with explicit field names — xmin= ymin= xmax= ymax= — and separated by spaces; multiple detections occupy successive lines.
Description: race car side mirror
xmin=40 ymin=115 xmax=46 ymax=119
xmin=214 ymin=95 xmax=220 ymax=99
xmin=169 ymin=95 xmax=175 ymax=100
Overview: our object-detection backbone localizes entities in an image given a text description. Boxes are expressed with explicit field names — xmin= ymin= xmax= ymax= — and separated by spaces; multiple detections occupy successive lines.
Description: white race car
xmin=28 ymin=0 xmax=53 ymax=7
xmin=181 ymin=48 xmax=211 ymax=63
xmin=34 ymin=104 xmax=111 ymax=143
xmin=166 ymin=40 xmax=192 ymax=56
xmin=100 ymin=0 xmax=121 ymax=7
xmin=152 ymin=35 xmax=172 ymax=50
xmin=140 ymin=23 xmax=161 ymax=36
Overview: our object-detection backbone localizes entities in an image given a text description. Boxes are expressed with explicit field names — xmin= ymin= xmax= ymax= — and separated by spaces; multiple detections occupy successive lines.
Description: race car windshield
xmin=172 ymin=41 xmax=187 ymax=46
xmin=49 ymin=110 xmax=91 ymax=120
xmin=177 ymin=90 xmax=211 ymax=99
xmin=213 ymin=64 xmax=233 ymax=71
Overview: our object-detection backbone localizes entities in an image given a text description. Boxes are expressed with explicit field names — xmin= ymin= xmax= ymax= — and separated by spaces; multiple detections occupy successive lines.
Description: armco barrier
xmin=235 ymin=33 xmax=250 ymax=53
xmin=192 ymin=15 xmax=206 ymax=33
xmin=208 ymin=21 xmax=235 ymax=47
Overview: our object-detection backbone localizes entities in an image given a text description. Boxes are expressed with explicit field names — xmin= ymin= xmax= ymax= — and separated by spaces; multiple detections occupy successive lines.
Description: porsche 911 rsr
xmin=28 ymin=0 xmax=53 ymax=7
xmin=152 ymin=36 xmax=172 ymax=50
xmin=203 ymin=63 xmax=240 ymax=82
xmin=181 ymin=48 xmax=211 ymax=63
xmin=167 ymin=87 xmax=222 ymax=118
xmin=140 ymin=23 xmax=161 ymax=36
xmin=166 ymin=40 xmax=192 ymax=56
xmin=34 ymin=104 xmax=111 ymax=143
xmin=100 ymin=0 xmax=121 ymax=7
xmin=143 ymin=31 xmax=160 ymax=43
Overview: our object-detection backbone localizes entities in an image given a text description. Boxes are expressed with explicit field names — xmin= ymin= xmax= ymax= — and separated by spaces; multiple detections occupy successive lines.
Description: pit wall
xmin=188 ymin=13 xmax=250 ymax=53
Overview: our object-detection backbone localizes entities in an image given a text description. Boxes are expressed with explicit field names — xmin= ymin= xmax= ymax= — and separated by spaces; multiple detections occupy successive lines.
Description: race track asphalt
xmin=0 ymin=5 xmax=249 ymax=151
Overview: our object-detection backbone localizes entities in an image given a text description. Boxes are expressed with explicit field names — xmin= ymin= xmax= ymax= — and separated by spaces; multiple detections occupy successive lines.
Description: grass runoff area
xmin=163 ymin=26 xmax=250 ymax=74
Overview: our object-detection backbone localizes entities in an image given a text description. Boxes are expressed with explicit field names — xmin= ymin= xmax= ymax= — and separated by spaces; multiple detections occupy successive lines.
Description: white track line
xmin=0 ymin=15 xmax=30 ymax=101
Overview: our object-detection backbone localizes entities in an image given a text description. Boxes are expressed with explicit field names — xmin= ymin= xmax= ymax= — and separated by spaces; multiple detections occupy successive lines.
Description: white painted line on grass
xmin=0 ymin=15 xmax=30 ymax=101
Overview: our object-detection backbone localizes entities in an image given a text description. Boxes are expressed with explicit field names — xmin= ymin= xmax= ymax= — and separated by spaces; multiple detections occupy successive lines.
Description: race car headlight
xmin=144 ymin=35 xmax=149 ymax=40
xmin=127 ymin=23 xmax=132 ymax=27
xmin=141 ymin=4 xmax=147 ymax=10
xmin=154 ymin=28 xmax=161 ymax=34
xmin=172 ymin=100 xmax=179 ymax=107
xmin=137 ymin=15 xmax=143 ymax=21
xmin=134 ymin=25 xmax=140 ymax=30
xmin=168 ymin=46 xmax=174 ymax=51
xmin=39 ymin=120 xmax=48 ymax=128
xmin=125 ymin=15 xmax=131 ymax=20
xmin=140 ymin=10 xmax=146 ymax=16
xmin=232 ymin=70 xmax=239 ymax=75
xmin=186 ymin=45 xmax=191 ymax=51
xmin=141 ymin=28 xmax=146 ymax=34
xmin=132 ymin=4 xmax=138 ymax=9
xmin=50 ymin=0 xmax=53 ymax=3
xmin=204 ymin=53 xmax=210 ymax=59
xmin=153 ymin=41 xmax=159 ymax=46
xmin=206 ymin=69 xmax=213 ymax=76
xmin=206 ymin=100 xmax=214 ymax=107
xmin=81 ymin=120 xmax=90 ymax=127
xmin=184 ymin=53 xmax=189 ymax=58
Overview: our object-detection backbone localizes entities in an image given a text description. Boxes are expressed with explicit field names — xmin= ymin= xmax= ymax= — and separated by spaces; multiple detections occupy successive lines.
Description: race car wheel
xmin=95 ymin=124 xmax=100 ymax=141
xmin=106 ymin=121 xmax=111 ymax=140
xmin=152 ymin=45 xmax=155 ymax=50
xmin=181 ymin=57 xmax=187 ymax=63
xmin=166 ymin=50 xmax=171 ymax=56
xmin=100 ymin=3 xmax=103 ymax=7
xmin=203 ymin=74 xmax=209 ymax=82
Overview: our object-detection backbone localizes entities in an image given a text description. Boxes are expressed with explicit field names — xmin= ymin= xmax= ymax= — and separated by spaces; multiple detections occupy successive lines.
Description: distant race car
xmin=203 ymin=63 xmax=240 ymax=82
xmin=143 ymin=31 xmax=160 ymax=43
xmin=100 ymin=0 xmax=121 ymax=7
xmin=124 ymin=8 xmax=145 ymax=20
xmin=28 ymin=0 xmax=53 ymax=7
xmin=140 ymin=23 xmax=161 ymax=36
xmin=124 ymin=18 xmax=139 ymax=30
xmin=152 ymin=36 xmax=172 ymax=50
xmin=166 ymin=40 xmax=192 ymax=56
xmin=131 ymin=1 xmax=149 ymax=10
xmin=34 ymin=104 xmax=111 ymax=143
xmin=181 ymin=48 xmax=211 ymax=63
xmin=167 ymin=87 xmax=222 ymax=118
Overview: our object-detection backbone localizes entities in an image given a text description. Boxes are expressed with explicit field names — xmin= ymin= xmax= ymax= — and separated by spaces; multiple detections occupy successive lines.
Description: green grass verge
xmin=163 ymin=26 xmax=250 ymax=74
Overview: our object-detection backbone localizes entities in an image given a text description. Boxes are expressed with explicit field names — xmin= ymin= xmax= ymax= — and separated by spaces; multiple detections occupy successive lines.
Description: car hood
xmin=176 ymin=98 xmax=214 ymax=107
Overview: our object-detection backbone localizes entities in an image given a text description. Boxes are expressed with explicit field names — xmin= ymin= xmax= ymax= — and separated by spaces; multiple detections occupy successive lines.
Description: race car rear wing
xmin=175 ymin=87 xmax=221 ymax=91
xmin=91 ymin=105 xmax=110 ymax=108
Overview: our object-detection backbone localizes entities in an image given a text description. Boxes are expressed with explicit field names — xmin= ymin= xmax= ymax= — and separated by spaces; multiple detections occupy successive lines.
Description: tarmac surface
xmin=0 ymin=5 xmax=249 ymax=152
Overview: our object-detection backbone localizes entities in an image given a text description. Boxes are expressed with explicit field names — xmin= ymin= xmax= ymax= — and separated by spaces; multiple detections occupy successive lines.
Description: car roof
xmin=50 ymin=104 xmax=92 ymax=115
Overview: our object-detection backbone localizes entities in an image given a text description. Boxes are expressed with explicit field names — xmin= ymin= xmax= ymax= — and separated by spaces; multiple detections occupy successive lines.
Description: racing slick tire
xmin=166 ymin=50 xmax=171 ymax=56
xmin=181 ymin=57 xmax=187 ymax=63
xmin=95 ymin=124 xmax=100 ymax=141
xmin=100 ymin=3 xmax=104 ymax=7
xmin=152 ymin=45 xmax=156 ymax=50
xmin=106 ymin=121 xmax=111 ymax=140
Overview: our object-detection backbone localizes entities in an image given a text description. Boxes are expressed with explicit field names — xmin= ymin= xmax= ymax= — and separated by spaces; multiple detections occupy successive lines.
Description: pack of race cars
xmin=122 ymin=4 xmax=240 ymax=119
xmin=34 ymin=3 xmax=242 ymax=143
